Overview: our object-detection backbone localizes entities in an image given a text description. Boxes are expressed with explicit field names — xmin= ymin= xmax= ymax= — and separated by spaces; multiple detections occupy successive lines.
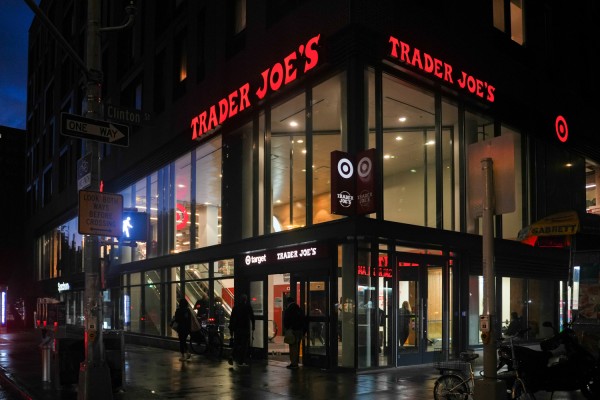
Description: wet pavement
xmin=0 ymin=328 xmax=589 ymax=399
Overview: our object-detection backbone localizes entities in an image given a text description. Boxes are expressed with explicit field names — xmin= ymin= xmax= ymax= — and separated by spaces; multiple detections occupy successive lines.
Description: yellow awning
xmin=518 ymin=211 xmax=579 ymax=242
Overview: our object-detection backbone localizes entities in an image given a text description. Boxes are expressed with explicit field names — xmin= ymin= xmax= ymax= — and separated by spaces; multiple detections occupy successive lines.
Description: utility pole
xmin=24 ymin=1 xmax=135 ymax=399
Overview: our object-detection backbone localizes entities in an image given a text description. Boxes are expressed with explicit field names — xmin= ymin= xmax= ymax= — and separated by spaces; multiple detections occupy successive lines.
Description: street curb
xmin=0 ymin=365 xmax=33 ymax=400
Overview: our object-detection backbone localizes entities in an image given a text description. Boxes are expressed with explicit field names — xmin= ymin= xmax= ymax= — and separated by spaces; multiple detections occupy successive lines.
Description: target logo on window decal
xmin=176 ymin=203 xmax=189 ymax=230
xmin=337 ymin=158 xmax=354 ymax=179
xmin=357 ymin=156 xmax=372 ymax=178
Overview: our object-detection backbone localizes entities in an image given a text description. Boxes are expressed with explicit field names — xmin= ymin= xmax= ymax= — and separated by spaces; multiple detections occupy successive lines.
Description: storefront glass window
xmin=149 ymin=172 xmax=158 ymax=258
xmin=442 ymin=100 xmax=459 ymax=231
xmin=380 ymin=73 xmax=436 ymax=227
xmin=271 ymin=92 xmax=306 ymax=231
xmin=174 ymin=154 xmax=192 ymax=253
xmin=468 ymin=275 xmax=483 ymax=346
xmin=128 ymin=285 xmax=141 ymax=333
xmin=166 ymin=267 xmax=181 ymax=339
xmin=195 ymin=136 xmax=222 ymax=247
xmin=500 ymin=277 xmax=554 ymax=340
xmin=312 ymin=73 xmax=345 ymax=224
xmin=586 ymin=160 xmax=599 ymax=214
xmin=357 ymin=247 xmax=386 ymax=368
xmin=144 ymin=282 xmax=161 ymax=335
xmin=37 ymin=218 xmax=84 ymax=280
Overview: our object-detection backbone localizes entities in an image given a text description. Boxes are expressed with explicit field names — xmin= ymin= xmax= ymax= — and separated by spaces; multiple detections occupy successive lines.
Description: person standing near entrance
xmin=398 ymin=301 xmax=412 ymax=348
xmin=228 ymin=294 xmax=255 ymax=366
xmin=283 ymin=296 xmax=305 ymax=369
xmin=172 ymin=298 xmax=192 ymax=361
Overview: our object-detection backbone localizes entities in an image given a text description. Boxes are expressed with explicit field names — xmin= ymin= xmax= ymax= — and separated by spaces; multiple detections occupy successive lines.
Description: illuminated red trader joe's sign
xmin=388 ymin=36 xmax=495 ymax=103
xmin=191 ymin=34 xmax=321 ymax=140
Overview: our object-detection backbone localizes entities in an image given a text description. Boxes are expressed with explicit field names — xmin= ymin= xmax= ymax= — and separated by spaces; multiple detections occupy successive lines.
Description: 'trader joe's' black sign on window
xmin=331 ymin=149 xmax=377 ymax=216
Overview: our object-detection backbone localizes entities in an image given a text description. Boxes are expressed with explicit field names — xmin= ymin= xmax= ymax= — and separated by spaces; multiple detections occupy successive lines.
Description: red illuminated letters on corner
xmin=388 ymin=36 xmax=495 ymax=103
xmin=191 ymin=34 xmax=321 ymax=141
xmin=255 ymin=34 xmax=320 ymax=100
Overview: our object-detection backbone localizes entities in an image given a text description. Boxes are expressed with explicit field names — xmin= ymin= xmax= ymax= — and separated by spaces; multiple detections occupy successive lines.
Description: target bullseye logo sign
xmin=331 ymin=149 xmax=377 ymax=216
xmin=555 ymin=115 xmax=568 ymax=143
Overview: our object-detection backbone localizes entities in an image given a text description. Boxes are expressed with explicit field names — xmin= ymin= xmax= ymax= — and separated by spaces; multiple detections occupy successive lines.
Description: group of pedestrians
xmin=170 ymin=294 xmax=307 ymax=370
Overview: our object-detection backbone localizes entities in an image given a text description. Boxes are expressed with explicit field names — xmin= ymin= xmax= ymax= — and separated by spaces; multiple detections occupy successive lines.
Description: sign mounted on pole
xmin=78 ymin=190 xmax=123 ymax=237
xmin=104 ymin=104 xmax=151 ymax=126
xmin=77 ymin=152 xmax=93 ymax=191
xmin=61 ymin=112 xmax=130 ymax=147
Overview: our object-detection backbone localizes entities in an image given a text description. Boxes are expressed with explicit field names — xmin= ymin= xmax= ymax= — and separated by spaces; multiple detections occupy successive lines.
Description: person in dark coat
xmin=173 ymin=298 xmax=192 ymax=361
xmin=228 ymin=294 xmax=255 ymax=366
xmin=283 ymin=296 xmax=305 ymax=369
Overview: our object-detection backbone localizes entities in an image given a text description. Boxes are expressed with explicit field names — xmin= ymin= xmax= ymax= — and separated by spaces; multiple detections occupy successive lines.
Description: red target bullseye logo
xmin=555 ymin=115 xmax=568 ymax=143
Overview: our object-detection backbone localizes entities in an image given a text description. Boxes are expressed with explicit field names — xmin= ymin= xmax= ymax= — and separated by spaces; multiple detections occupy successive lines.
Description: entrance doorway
xmin=396 ymin=252 xmax=452 ymax=366
xmin=248 ymin=270 xmax=330 ymax=368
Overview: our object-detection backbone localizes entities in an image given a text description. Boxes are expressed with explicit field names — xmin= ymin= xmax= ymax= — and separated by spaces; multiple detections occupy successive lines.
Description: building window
xmin=174 ymin=154 xmax=192 ymax=253
xmin=312 ymin=74 xmax=345 ymax=224
xmin=377 ymin=73 xmax=437 ymax=227
xmin=194 ymin=136 xmax=222 ymax=248
xmin=227 ymin=0 xmax=246 ymax=57
xmin=233 ymin=0 xmax=247 ymax=34
xmin=493 ymin=0 xmax=525 ymax=45
xmin=173 ymin=30 xmax=188 ymax=98
xmin=268 ymin=73 xmax=346 ymax=232
xmin=586 ymin=160 xmax=599 ymax=214
xmin=271 ymin=92 xmax=307 ymax=231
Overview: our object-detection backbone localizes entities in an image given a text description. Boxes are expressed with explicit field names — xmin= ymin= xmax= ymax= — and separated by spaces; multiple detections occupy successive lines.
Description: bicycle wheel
xmin=433 ymin=374 xmax=470 ymax=400
xmin=190 ymin=331 xmax=208 ymax=354
xmin=207 ymin=332 xmax=223 ymax=358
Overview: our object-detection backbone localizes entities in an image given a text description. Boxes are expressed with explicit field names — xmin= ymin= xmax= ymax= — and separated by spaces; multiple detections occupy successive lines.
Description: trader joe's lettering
xmin=388 ymin=35 xmax=495 ymax=103
xmin=191 ymin=34 xmax=321 ymax=140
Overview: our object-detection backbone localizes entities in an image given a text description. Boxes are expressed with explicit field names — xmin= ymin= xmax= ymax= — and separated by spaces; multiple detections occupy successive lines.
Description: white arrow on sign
xmin=61 ymin=113 xmax=130 ymax=147
xmin=65 ymin=117 xmax=126 ymax=143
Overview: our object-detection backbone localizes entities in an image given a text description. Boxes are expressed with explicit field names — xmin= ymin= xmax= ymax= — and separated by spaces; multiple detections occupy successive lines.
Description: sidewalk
xmin=0 ymin=329 xmax=587 ymax=400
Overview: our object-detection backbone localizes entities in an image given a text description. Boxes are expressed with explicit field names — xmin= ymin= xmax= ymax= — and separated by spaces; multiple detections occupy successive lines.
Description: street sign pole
xmin=78 ymin=0 xmax=112 ymax=398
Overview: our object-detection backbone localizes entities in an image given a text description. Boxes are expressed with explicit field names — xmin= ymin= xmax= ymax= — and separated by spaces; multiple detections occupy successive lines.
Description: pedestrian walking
xmin=282 ymin=296 xmax=305 ymax=369
xmin=228 ymin=293 xmax=255 ymax=366
xmin=171 ymin=298 xmax=192 ymax=361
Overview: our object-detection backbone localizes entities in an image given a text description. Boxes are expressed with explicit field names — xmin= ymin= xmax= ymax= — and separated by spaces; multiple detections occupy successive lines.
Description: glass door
xmin=291 ymin=273 xmax=330 ymax=369
xmin=396 ymin=253 xmax=448 ymax=366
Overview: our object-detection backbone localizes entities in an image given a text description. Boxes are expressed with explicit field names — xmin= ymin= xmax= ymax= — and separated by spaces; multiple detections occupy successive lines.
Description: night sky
xmin=0 ymin=1 xmax=34 ymax=130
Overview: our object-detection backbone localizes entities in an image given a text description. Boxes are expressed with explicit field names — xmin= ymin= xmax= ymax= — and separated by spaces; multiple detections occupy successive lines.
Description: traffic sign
xmin=78 ymin=190 xmax=123 ymax=237
xmin=77 ymin=152 xmax=93 ymax=191
xmin=61 ymin=112 xmax=129 ymax=147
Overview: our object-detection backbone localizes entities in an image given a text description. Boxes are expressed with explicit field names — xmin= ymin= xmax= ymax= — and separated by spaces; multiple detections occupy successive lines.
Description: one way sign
xmin=61 ymin=112 xmax=129 ymax=147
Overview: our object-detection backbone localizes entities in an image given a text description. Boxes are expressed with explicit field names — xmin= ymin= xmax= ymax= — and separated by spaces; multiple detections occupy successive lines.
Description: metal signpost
xmin=24 ymin=1 xmax=136 ymax=399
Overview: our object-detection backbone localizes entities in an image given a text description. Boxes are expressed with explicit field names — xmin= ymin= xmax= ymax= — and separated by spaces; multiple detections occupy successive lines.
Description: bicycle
xmin=433 ymin=349 xmax=479 ymax=400
xmin=496 ymin=331 xmax=532 ymax=400
xmin=190 ymin=317 xmax=224 ymax=358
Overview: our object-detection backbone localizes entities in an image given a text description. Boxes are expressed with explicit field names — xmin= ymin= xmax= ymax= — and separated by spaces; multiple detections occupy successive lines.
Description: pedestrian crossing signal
xmin=121 ymin=211 xmax=148 ymax=242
